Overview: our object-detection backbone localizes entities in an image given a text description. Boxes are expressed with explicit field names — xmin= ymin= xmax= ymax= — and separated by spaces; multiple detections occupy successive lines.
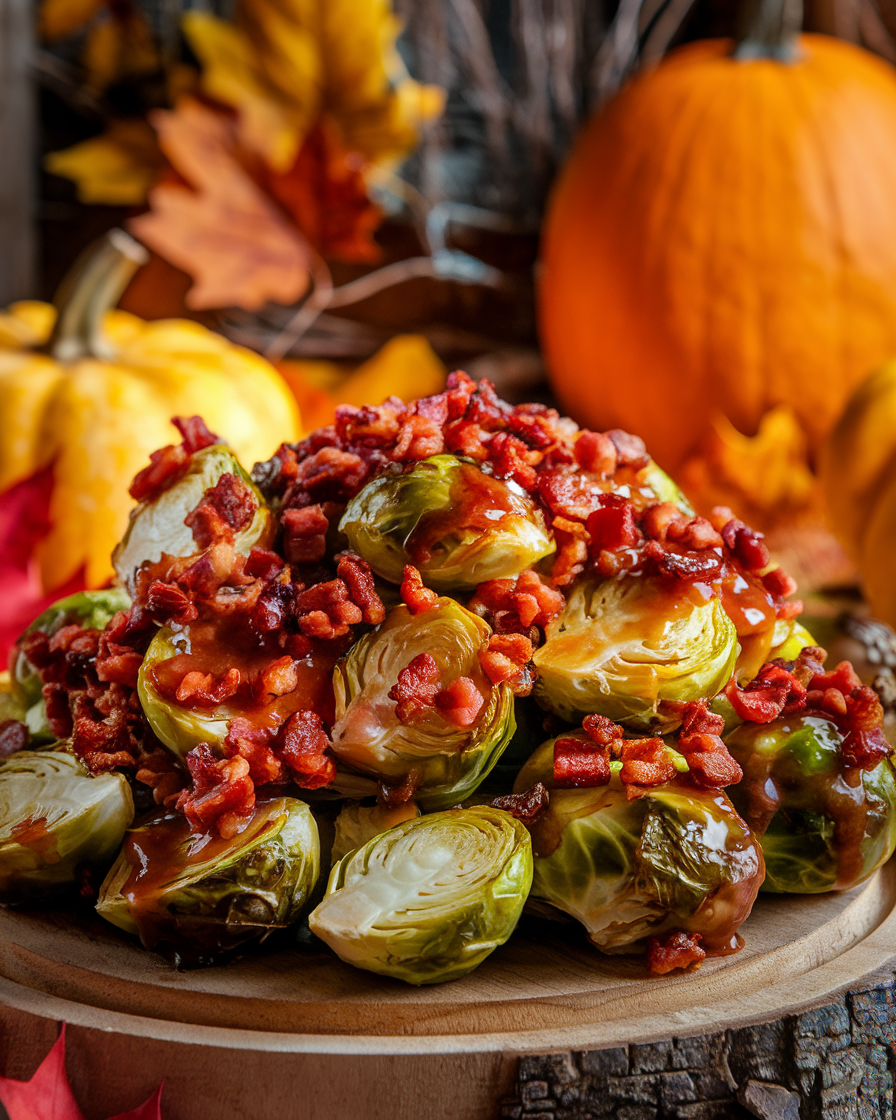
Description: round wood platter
xmin=2 ymin=865 xmax=896 ymax=1119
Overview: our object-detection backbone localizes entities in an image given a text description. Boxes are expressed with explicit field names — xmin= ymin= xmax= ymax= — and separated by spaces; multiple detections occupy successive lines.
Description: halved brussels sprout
xmin=331 ymin=799 xmax=420 ymax=863
xmin=138 ymin=622 xmax=337 ymax=761
xmin=113 ymin=443 xmax=272 ymax=589
xmin=0 ymin=748 xmax=133 ymax=902
xmin=338 ymin=454 xmax=554 ymax=591
xmin=524 ymin=771 xmax=762 ymax=954
xmin=11 ymin=589 xmax=132 ymax=740
xmin=330 ymin=598 xmax=516 ymax=809
xmin=639 ymin=461 xmax=695 ymax=515
xmin=97 ymin=796 xmax=319 ymax=961
xmin=533 ymin=574 xmax=738 ymax=729
xmin=725 ymin=715 xmax=896 ymax=893
xmin=309 ymin=805 xmax=532 ymax=984
xmin=768 ymin=620 xmax=817 ymax=663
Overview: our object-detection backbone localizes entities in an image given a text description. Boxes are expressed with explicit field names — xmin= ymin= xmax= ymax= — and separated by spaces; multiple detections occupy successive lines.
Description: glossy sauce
xmin=149 ymin=618 xmax=338 ymax=728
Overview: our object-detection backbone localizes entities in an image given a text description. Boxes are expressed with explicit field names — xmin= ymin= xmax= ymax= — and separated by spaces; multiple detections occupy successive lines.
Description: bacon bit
xmin=709 ymin=506 xmax=737 ymax=532
xmin=445 ymin=418 xmax=490 ymax=461
xmin=721 ymin=518 xmax=770 ymax=572
xmin=587 ymin=496 xmax=641 ymax=553
xmin=551 ymin=535 xmax=589 ymax=587
xmin=279 ymin=711 xmax=336 ymax=788
xmin=244 ymin=547 xmax=284 ymax=581
xmin=135 ymin=748 xmax=186 ymax=806
xmin=762 ymin=567 xmax=798 ymax=599
xmin=618 ymin=737 xmax=676 ymax=790
xmin=400 ymin=565 xmax=439 ymax=615
xmin=537 ymin=471 xmax=603 ymax=521
xmin=128 ymin=443 xmax=189 ymax=502
xmin=281 ymin=504 xmax=329 ymax=563
xmin=144 ymin=581 xmax=198 ymax=625
xmin=574 ymin=431 xmax=617 ymax=476
xmin=0 ymin=720 xmax=27 ymax=758
xmin=491 ymin=783 xmax=549 ymax=824
xmin=470 ymin=570 xmax=564 ymax=636
xmin=174 ymin=668 xmax=241 ymax=707
xmin=641 ymin=502 xmax=685 ymax=542
xmin=336 ymin=551 xmax=385 ymax=625
xmin=172 ymin=415 xmax=219 ymax=454
xmin=810 ymin=660 xmax=863 ymax=696
xmin=393 ymin=414 xmax=445 ymax=461
xmin=725 ymin=663 xmax=807 ymax=724
xmin=295 ymin=578 xmax=362 ymax=639
xmin=335 ymin=402 xmax=401 ymax=447
xmin=177 ymin=745 xmax=255 ymax=836
xmin=487 ymin=432 xmax=539 ymax=490
xmin=667 ymin=517 xmax=723 ymax=552
xmin=254 ymin=655 xmax=298 ymax=701
xmin=553 ymin=736 xmax=612 ymax=787
xmin=389 ymin=653 xmax=441 ymax=723
xmin=295 ymin=447 xmax=368 ymax=500
xmin=94 ymin=640 xmax=145 ymax=689
xmin=641 ymin=540 xmax=724 ymax=583
xmin=479 ymin=633 xmax=534 ymax=694
xmin=582 ymin=713 xmax=626 ymax=746
xmin=379 ymin=769 xmax=421 ymax=808
xmin=646 ymin=931 xmax=706 ymax=975
xmin=606 ymin=429 xmax=649 ymax=469
xmin=434 ymin=677 xmax=485 ymax=727
xmin=678 ymin=732 xmax=743 ymax=788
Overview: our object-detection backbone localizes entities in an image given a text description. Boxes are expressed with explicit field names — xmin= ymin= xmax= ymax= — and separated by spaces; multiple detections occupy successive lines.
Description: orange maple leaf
xmin=261 ymin=116 xmax=382 ymax=262
xmin=129 ymin=98 xmax=312 ymax=311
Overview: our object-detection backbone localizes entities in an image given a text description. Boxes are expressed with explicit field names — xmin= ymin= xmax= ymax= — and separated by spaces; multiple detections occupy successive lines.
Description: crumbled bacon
xmin=618 ymin=737 xmax=676 ymax=791
xmin=587 ymin=496 xmax=641 ymax=553
xmin=582 ymin=713 xmax=626 ymax=746
xmin=389 ymin=653 xmax=441 ymax=723
xmin=0 ymin=720 xmax=27 ymax=758
xmin=574 ymin=431 xmax=617 ymax=476
xmin=646 ymin=931 xmax=706 ymax=975
xmin=721 ymin=518 xmax=770 ymax=572
xmin=553 ymin=736 xmax=612 ymax=787
xmin=491 ymin=783 xmax=549 ymax=824
xmin=173 ymin=415 xmax=219 ymax=454
xmin=378 ymin=769 xmax=420 ymax=808
xmin=640 ymin=540 xmax=724 ymax=583
xmin=128 ymin=443 xmax=189 ymax=502
xmin=144 ymin=581 xmax=198 ymax=626
xmin=762 ymin=567 xmax=798 ymax=599
xmin=393 ymin=413 xmax=445 ymax=461
xmin=336 ymin=552 xmax=385 ymax=625
xmin=177 ymin=746 xmax=256 ymax=838
xmin=175 ymin=668 xmax=241 ymax=707
xmin=278 ymin=711 xmax=336 ymax=788
xmin=605 ymin=429 xmax=649 ymax=469
xmin=295 ymin=578 xmax=363 ymax=639
xmin=486 ymin=432 xmax=539 ymax=490
xmin=667 ymin=517 xmax=723 ymax=552
xmin=479 ymin=633 xmax=534 ymax=694
xmin=400 ymin=565 xmax=439 ymax=615
xmin=434 ymin=677 xmax=485 ymax=727
xmin=677 ymin=732 xmax=743 ymax=788
xmin=281 ymin=504 xmax=329 ymax=563
xmin=725 ymin=662 xmax=807 ymax=724
xmin=470 ymin=570 xmax=564 ymax=636
xmin=186 ymin=473 xmax=257 ymax=551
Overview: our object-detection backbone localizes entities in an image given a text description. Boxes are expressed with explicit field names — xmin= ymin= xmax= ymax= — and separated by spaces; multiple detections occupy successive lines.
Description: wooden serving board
xmin=2 ymin=865 xmax=896 ymax=1119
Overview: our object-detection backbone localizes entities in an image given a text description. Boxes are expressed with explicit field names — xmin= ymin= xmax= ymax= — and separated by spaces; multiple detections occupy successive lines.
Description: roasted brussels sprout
xmin=725 ymin=715 xmax=896 ymax=892
xmin=533 ymin=574 xmax=738 ymax=729
xmin=0 ymin=748 xmax=133 ymax=901
xmin=330 ymin=598 xmax=516 ymax=809
xmin=339 ymin=454 xmax=554 ymax=591
xmin=113 ymin=443 xmax=272 ymax=589
xmin=97 ymin=796 xmax=319 ymax=960
xmin=309 ymin=805 xmax=532 ymax=984
xmin=768 ymin=619 xmax=817 ymax=663
xmin=522 ymin=769 xmax=762 ymax=954
xmin=11 ymin=588 xmax=132 ymax=740
xmin=138 ymin=621 xmax=337 ymax=761
xmin=639 ymin=461 xmax=695 ymax=514
xmin=331 ymin=799 xmax=420 ymax=863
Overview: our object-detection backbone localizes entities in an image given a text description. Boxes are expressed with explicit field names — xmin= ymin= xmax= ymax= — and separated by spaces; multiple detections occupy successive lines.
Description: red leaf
xmin=0 ymin=1025 xmax=164 ymax=1120
xmin=0 ymin=1025 xmax=82 ymax=1120
xmin=0 ymin=468 xmax=86 ymax=666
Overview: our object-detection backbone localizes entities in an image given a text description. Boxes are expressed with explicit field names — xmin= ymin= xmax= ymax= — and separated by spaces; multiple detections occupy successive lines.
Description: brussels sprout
xmin=0 ymin=748 xmax=133 ymax=901
xmin=331 ymin=799 xmax=420 ymax=863
xmin=309 ymin=805 xmax=532 ymax=984
xmin=113 ymin=443 xmax=272 ymax=589
xmin=768 ymin=619 xmax=818 ymax=663
xmin=525 ymin=772 xmax=763 ymax=954
xmin=331 ymin=598 xmax=516 ymax=809
xmin=725 ymin=715 xmax=896 ymax=893
xmin=639 ymin=461 xmax=695 ymax=515
xmin=338 ymin=454 xmax=554 ymax=591
xmin=97 ymin=796 xmax=319 ymax=961
xmin=11 ymin=589 xmax=132 ymax=741
xmin=533 ymin=574 xmax=738 ymax=729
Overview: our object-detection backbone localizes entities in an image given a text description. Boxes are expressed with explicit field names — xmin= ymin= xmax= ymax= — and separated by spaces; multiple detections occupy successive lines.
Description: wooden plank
xmin=0 ymin=0 xmax=35 ymax=303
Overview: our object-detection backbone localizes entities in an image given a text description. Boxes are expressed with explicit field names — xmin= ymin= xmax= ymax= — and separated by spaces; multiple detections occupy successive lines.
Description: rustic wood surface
xmin=2 ymin=861 xmax=896 ymax=1117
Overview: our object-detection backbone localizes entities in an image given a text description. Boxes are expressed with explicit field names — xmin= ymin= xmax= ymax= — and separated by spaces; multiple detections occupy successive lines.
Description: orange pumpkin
xmin=539 ymin=4 xmax=896 ymax=471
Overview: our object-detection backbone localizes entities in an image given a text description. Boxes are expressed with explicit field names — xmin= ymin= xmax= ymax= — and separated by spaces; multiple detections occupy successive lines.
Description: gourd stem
xmin=733 ymin=0 xmax=802 ymax=61
xmin=47 ymin=229 xmax=149 ymax=362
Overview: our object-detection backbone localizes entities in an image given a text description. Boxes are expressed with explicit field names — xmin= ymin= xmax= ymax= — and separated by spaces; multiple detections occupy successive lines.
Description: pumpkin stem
xmin=47 ymin=229 xmax=149 ymax=362
xmin=733 ymin=0 xmax=802 ymax=61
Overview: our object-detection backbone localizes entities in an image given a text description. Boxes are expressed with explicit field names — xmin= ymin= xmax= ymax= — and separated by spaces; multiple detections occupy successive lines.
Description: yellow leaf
xmin=45 ymin=119 xmax=161 ymax=206
xmin=39 ymin=0 xmax=103 ymax=40
xmin=679 ymin=406 xmax=820 ymax=528
xmin=129 ymin=98 xmax=311 ymax=311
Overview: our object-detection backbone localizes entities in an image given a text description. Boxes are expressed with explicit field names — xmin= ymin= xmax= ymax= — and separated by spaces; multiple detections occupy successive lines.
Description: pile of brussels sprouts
xmin=2 ymin=410 xmax=895 ymax=985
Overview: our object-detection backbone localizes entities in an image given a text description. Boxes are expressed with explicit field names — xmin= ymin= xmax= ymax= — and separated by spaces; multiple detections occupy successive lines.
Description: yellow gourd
xmin=0 ymin=230 xmax=301 ymax=591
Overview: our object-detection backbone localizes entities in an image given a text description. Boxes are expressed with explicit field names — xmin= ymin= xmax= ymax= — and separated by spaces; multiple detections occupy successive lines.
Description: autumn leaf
xmin=0 ymin=1025 xmax=164 ymax=1120
xmin=261 ymin=117 xmax=382 ymax=262
xmin=183 ymin=0 xmax=443 ymax=173
xmin=45 ymin=119 xmax=162 ymax=206
xmin=129 ymin=98 xmax=311 ymax=311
